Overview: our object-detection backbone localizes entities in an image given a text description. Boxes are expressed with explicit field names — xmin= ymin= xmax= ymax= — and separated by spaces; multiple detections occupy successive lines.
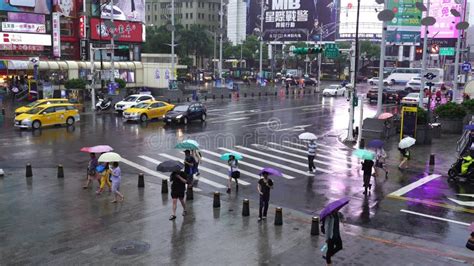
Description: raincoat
xmin=461 ymin=155 xmax=474 ymax=174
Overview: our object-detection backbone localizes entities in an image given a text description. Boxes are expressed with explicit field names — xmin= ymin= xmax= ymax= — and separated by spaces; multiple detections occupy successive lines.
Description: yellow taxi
xmin=15 ymin=103 xmax=80 ymax=130
xmin=15 ymin=98 xmax=70 ymax=116
xmin=123 ymin=100 xmax=175 ymax=122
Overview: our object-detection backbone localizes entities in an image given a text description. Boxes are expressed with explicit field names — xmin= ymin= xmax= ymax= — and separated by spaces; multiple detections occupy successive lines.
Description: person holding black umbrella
xmin=257 ymin=171 xmax=274 ymax=221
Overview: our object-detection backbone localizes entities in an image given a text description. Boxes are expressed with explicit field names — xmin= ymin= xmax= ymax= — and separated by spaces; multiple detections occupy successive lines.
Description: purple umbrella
xmin=464 ymin=124 xmax=474 ymax=131
xmin=367 ymin=139 xmax=384 ymax=149
xmin=319 ymin=197 xmax=350 ymax=220
xmin=259 ymin=167 xmax=283 ymax=177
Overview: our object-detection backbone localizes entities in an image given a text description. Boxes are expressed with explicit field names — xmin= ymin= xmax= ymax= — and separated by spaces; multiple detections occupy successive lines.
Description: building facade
xmin=226 ymin=0 xmax=246 ymax=44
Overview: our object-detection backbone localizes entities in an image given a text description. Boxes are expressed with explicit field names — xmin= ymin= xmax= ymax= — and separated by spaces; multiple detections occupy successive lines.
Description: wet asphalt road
xmin=0 ymin=88 xmax=473 ymax=249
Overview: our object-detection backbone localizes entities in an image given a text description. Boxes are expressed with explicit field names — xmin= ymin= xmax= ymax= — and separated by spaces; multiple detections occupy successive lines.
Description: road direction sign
xmin=462 ymin=62 xmax=471 ymax=72
xmin=439 ymin=47 xmax=455 ymax=56
xmin=324 ymin=43 xmax=339 ymax=59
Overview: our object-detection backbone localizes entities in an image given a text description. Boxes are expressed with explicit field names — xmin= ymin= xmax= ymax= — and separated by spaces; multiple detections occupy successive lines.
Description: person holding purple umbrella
xmin=257 ymin=171 xmax=274 ymax=222
xmin=321 ymin=212 xmax=343 ymax=265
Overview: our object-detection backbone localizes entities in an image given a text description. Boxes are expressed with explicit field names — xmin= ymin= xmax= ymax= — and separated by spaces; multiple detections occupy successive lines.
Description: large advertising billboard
xmin=90 ymin=18 xmax=144 ymax=43
xmin=53 ymin=0 xmax=77 ymax=17
xmin=8 ymin=12 xmax=46 ymax=24
xmin=0 ymin=0 xmax=52 ymax=14
xmin=91 ymin=0 xmax=145 ymax=24
xmin=246 ymin=0 xmax=338 ymax=42
xmin=0 ymin=32 xmax=52 ymax=46
xmin=421 ymin=0 xmax=462 ymax=39
xmin=338 ymin=0 xmax=383 ymax=39
xmin=386 ymin=0 xmax=421 ymax=44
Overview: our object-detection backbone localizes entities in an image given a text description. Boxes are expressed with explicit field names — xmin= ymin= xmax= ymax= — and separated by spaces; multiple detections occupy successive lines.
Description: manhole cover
xmin=110 ymin=240 xmax=150 ymax=255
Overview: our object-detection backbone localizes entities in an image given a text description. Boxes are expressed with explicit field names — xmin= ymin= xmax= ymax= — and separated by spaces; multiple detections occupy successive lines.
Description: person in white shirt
xmin=307 ymin=140 xmax=317 ymax=173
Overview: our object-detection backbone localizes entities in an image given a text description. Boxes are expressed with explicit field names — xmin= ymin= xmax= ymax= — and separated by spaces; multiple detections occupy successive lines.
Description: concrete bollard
xmin=213 ymin=192 xmax=221 ymax=208
xmin=274 ymin=207 xmax=283 ymax=225
xmin=138 ymin=173 xmax=145 ymax=188
xmin=265 ymin=92 xmax=268 ymax=96
xmin=26 ymin=163 xmax=32 ymax=177
xmin=311 ymin=216 xmax=320 ymax=235
xmin=57 ymin=164 xmax=64 ymax=178
xmin=187 ymin=97 xmax=190 ymax=102
xmin=359 ymin=138 xmax=365 ymax=149
xmin=275 ymin=91 xmax=277 ymax=96
xmin=251 ymin=92 xmax=254 ymax=97
xmin=228 ymin=94 xmax=231 ymax=99
xmin=429 ymin=154 xmax=435 ymax=166
xmin=242 ymin=199 xmax=250 ymax=216
xmin=244 ymin=93 xmax=247 ymax=98
xmin=186 ymin=187 xmax=194 ymax=200
xmin=161 ymin=179 xmax=168 ymax=194
xmin=213 ymin=95 xmax=216 ymax=100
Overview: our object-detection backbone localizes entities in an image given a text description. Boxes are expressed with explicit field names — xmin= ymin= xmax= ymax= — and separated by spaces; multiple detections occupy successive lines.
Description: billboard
xmin=421 ymin=0 xmax=462 ymax=39
xmin=2 ymin=22 xmax=46 ymax=33
xmin=91 ymin=0 xmax=145 ymax=24
xmin=386 ymin=0 xmax=421 ymax=44
xmin=90 ymin=18 xmax=144 ymax=43
xmin=53 ymin=0 xmax=77 ymax=17
xmin=0 ymin=0 xmax=52 ymax=14
xmin=0 ymin=32 xmax=52 ymax=46
xmin=8 ymin=12 xmax=45 ymax=24
xmin=246 ymin=0 xmax=338 ymax=42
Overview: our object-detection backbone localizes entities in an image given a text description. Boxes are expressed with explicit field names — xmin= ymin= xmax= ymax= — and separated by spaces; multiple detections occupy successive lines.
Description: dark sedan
xmin=366 ymin=87 xmax=399 ymax=104
xmin=164 ymin=103 xmax=207 ymax=125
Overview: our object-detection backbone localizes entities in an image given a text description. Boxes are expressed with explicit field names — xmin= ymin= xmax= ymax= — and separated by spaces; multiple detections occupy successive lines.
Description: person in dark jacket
xmin=321 ymin=212 xmax=343 ymax=265
xmin=361 ymin=159 xmax=375 ymax=195
xmin=169 ymin=171 xmax=188 ymax=221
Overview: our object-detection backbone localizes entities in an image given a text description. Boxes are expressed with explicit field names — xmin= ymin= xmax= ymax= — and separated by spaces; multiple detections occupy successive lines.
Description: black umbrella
xmin=156 ymin=160 xmax=184 ymax=172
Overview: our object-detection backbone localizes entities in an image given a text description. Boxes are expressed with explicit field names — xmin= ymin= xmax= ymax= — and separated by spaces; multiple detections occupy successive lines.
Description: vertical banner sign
xmin=386 ymin=0 xmax=421 ymax=45
xmin=52 ymin=12 xmax=61 ymax=58
xmin=79 ymin=16 xmax=86 ymax=39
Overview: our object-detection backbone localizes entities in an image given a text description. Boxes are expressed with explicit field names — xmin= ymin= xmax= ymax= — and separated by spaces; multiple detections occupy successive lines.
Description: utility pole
xmin=90 ymin=45 xmax=96 ymax=110
xmin=419 ymin=0 xmax=431 ymax=108
xmin=347 ymin=0 xmax=361 ymax=142
xmin=109 ymin=1 xmax=115 ymax=85
xmin=259 ymin=0 xmax=264 ymax=83
xmin=171 ymin=0 xmax=175 ymax=81
xmin=453 ymin=0 xmax=466 ymax=102
xmin=218 ymin=0 xmax=223 ymax=80
xmin=376 ymin=0 xmax=388 ymax=116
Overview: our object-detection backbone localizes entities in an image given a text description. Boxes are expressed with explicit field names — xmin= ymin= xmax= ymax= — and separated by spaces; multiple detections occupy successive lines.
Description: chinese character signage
xmin=52 ymin=12 xmax=61 ymax=58
xmin=246 ymin=0 xmax=338 ymax=42
xmin=2 ymin=22 xmax=46 ymax=33
xmin=386 ymin=0 xmax=422 ymax=44
xmin=90 ymin=18 xmax=144 ymax=43
xmin=421 ymin=0 xmax=462 ymax=39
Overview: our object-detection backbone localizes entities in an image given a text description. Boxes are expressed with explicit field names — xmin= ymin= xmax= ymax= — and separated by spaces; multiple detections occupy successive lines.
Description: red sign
xmin=90 ymin=18 xmax=143 ymax=43
xmin=79 ymin=16 xmax=86 ymax=39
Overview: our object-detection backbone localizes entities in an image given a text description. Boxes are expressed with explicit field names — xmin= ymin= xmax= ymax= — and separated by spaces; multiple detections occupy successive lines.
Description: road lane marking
xmin=267 ymin=142 xmax=354 ymax=166
xmin=158 ymin=153 xmax=249 ymax=186
xmin=219 ymin=147 xmax=310 ymax=178
xmin=447 ymin=198 xmax=474 ymax=207
xmin=282 ymin=140 xmax=350 ymax=152
xmin=388 ymin=174 xmax=441 ymax=197
xmin=198 ymin=156 xmax=261 ymax=180
xmin=388 ymin=195 xmax=474 ymax=214
xmin=400 ymin=209 xmax=470 ymax=226
xmin=281 ymin=141 xmax=352 ymax=160
xmin=199 ymin=149 xmax=297 ymax=180
xmin=457 ymin=194 xmax=474 ymax=198
xmin=209 ymin=117 xmax=251 ymax=124
xmin=250 ymin=144 xmax=350 ymax=170
xmin=274 ymin=124 xmax=313 ymax=132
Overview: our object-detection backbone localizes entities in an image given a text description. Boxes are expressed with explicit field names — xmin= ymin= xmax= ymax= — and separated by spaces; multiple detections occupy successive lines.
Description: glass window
xmin=42 ymin=107 xmax=55 ymax=114
xmin=66 ymin=106 xmax=75 ymax=111
xmin=55 ymin=106 xmax=66 ymax=112
xmin=190 ymin=13 xmax=193 ymax=19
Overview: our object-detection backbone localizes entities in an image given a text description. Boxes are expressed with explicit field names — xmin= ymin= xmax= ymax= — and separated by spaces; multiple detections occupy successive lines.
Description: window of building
xmin=190 ymin=13 xmax=193 ymax=19
xmin=154 ymin=15 xmax=157 ymax=21
xmin=186 ymin=13 xmax=188 ymax=19
xmin=185 ymin=24 xmax=188 ymax=30
xmin=147 ymin=4 xmax=150 ymax=11
xmin=147 ymin=15 xmax=150 ymax=21
xmin=185 ymin=2 xmax=188 ymax=8
xmin=154 ymin=4 xmax=157 ymax=11
xmin=190 ymin=2 xmax=192 ymax=8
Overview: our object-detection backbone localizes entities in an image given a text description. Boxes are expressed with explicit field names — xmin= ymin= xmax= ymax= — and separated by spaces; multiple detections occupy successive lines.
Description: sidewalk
xmin=0 ymin=168 xmax=472 ymax=265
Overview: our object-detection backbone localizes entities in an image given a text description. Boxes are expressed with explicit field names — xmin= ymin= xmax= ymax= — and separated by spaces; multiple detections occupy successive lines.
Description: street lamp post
xmin=171 ymin=0 xmax=176 ymax=81
xmin=258 ymin=0 xmax=265 ymax=83
xmin=376 ymin=0 xmax=389 ymax=116
xmin=218 ymin=0 xmax=224 ymax=80
xmin=419 ymin=1 xmax=431 ymax=108
xmin=453 ymin=0 xmax=468 ymax=102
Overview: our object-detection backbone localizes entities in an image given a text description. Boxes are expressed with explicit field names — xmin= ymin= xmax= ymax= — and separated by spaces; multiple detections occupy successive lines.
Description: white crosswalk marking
xmin=251 ymin=144 xmax=350 ymax=170
xmin=158 ymin=154 xmax=250 ymax=186
xmin=267 ymin=142 xmax=354 ymax=166
xmin=199 ymin=156 xmax=261 ymax=180
xmin=282 ymin=141 xmax=352 ymax=160
xmin=121 ymin=158 xmax=202 ymax=192
xmin=219 ymin=147 xmax=313 ymax=177
xmin=200 ymin=149 xmax=297 ymax=180
xmin=138 ymin=155 xmax=219 ymax=191
xmin=234 ymin=146 xmax=332 ymax=174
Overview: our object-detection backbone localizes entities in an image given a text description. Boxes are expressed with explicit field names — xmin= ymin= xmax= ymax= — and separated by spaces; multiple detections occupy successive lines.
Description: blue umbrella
xmin=367 ymin=139 xmax=384 ymax=149
xmin=320 ymin=197 xmax=350 ymax=220
xmin=175 ymin=140 xmax=199 ymax=150
xmin=220 ymin=152 xmax=243 ymax=161
xmin=465 ymin=124 xmax=474 ymax=130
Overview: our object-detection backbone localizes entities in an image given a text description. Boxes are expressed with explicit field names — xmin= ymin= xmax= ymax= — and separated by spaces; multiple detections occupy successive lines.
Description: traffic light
xmin=292 ymin=46 xmax=324 ymax=55
xmin=353 ymin=95 xmax=358 ymax=107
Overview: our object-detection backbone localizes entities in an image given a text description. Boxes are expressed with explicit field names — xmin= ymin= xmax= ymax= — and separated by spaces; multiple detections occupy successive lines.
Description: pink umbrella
xmin=80 ymin=145 xmax=114 ymax=153
xmin=378 ymin=113 xmax=393 ymax=120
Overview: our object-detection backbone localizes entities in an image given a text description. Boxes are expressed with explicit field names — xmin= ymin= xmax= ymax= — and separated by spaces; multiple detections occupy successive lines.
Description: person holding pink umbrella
xmin=83 ymin=153 xmax=100 ymax=189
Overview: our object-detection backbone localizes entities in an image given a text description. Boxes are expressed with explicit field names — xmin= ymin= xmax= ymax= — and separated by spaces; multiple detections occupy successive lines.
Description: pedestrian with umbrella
xmin=320 ymin=197 xmax=348 ymax=266
xmin=98 ymin=153 xmax=124 ymax=203
xmin=367 ymin=140 xmax=388 ymax=179
xmin=220 ymin=152 xmax=243 ymax=193
xmin=299 ymin=132 xmax=318 ymax=173
xmin=398 ymin=136 xmax=416 ymax=169
xmin=257 ymin=168 xmax=280 ymax=221
xmin=353 ymin=149 xmax=376 ymax=195
xmin=81 ymin=145 xmax=114 ymax=189
xmin=157 ymin=160 xmax=187 ymax=220
xmin=183 ymin=150 xmax=196 ymax=188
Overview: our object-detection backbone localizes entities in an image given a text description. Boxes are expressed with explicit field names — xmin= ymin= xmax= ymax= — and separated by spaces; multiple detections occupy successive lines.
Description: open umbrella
xmin=470 ymin=222 xmax=474 ymax=232
xmin=80 ymin=145 xmax=114 ymax=153
xmin=320 ymin=197 xmax=350 ymax=220
xmin=464 ymin=124 xmax=474 ymax=131
xmin=352 ymin=149 xmax=375 ymax=160
xmin=98 ymin=152 xmax=122 ymax=163
xmin=367 ymin=139 xmax=384 ymax=149
xmin=378 ymin=113 xmax=393 ymax=120
xmin=156 ymin=160 xmax=184 ymax=172
xmin=298 ymin=132 xmax=318 ymax=140
xmin=220 ymin=152 xmax=243 ymax=161
xmin=259 ymin=167 xmax=283 ymax=177
xmin=175 ymin=140 xmax=199 ymax=150
xmin=399 ymin=136 xmax=416 ymax=149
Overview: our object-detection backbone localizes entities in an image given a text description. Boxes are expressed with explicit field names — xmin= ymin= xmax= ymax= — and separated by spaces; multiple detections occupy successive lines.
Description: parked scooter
xmin=448 ymin=155 xmax=474 ymax=182
xmin=96 ymin=97 xmax=112 ymax=111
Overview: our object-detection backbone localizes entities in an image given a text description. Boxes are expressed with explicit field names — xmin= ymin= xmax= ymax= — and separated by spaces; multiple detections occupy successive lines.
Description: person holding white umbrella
xmin=99 ymin=153 xmax=124 ymax=203
xmin=398 ymin=136 xmax=416 ymax=169
xmin=299 ymin=132 xmax=317 ymax=173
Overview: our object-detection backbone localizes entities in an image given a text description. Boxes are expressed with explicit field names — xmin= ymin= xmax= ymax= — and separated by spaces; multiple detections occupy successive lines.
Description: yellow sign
xmin=400 ymin=106 xmax=418 ymax=140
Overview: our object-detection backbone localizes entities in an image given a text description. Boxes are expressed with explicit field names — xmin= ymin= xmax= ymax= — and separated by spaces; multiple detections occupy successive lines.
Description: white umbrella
xmin=399 ymin=137 xmax=416 ymax=149
xmin=98 ymin=152 xmax=122 ymax=162
xmin=298 ymin=132 xmax=318 ymax=140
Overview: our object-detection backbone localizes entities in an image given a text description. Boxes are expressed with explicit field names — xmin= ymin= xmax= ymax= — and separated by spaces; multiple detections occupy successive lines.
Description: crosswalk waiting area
xmin=121 ymin=141 xmax=356 ymax=192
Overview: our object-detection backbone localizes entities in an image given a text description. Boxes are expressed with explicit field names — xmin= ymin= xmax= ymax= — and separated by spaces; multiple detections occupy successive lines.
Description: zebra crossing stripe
xmin=251 ymin=144 xmax=350 ymax=170
xmin=199 ymin=156 xmax=261 ymax=180
xmin=281 ymin=141 xmax=352 ymax=160
xmin=267 ymin=142 xmax=354 ymax=166
xmin=136 ymin=155 xmax=211 ymax=190
xmin=199 ymin=149 xmax=297 ymax=180
xmin=158 ymin=154 xmax=250 ymax=186
xmin=219 ymin=147 xmax=312 ymax=177
xmin=234 ymin=146 xmax=332 ymax=174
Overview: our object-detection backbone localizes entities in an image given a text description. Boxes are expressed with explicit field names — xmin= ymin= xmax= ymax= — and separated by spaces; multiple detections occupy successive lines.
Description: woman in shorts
xmin=169 ymin=171 xmax=188 ymax=221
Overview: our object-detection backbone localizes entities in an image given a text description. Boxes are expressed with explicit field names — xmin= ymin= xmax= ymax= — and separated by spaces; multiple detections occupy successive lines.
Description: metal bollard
xmin=161 ymin=179 xmax=168 ymax=194
xmin=265 ymin=92 xmax=268 ymax=96
xmin=187 ymin=97 xmax=190 ymax=102
xmin=274 ymin=207 xmax=283 ymax=225
xmin=274 ymin=91 xmax=277 ymax=96
xmin=138 ymin=173 xmax=145 ymax=188
xmin=359 ymin=138 xmax=365 ymax=149
xmin=311 ymin=216 xmax=320 ymax=235
xmin=168 ymin=98 xmax=171 ymax=103
xmin=26 ymin=163 xmax=32 ymax=177
xmin=186 ymin=187 xmax=194 ymax=200
xmin=57 ymin=164 xmax=64 ymax=178
xmin=204 ymin=95 xmax=207 ymax=101
xmin=213 ymin=192 xmax=221 ymax=208
xmin=242 ymin=199 xmax=250 ymax=216
xmin=429 ymin=154 xmax=435 ymax=166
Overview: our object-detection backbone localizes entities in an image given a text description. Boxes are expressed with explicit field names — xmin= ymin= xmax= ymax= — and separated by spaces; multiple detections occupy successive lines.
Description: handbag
xmin=231 ymin=171 xmax=240 ymax=179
